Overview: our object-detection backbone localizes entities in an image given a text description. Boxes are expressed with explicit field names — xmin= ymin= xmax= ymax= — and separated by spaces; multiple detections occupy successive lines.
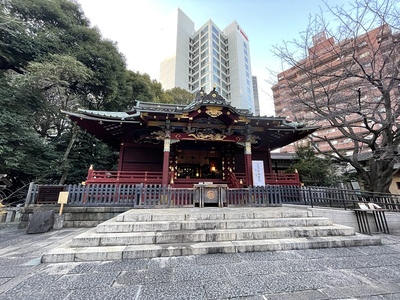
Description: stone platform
xmin=41 ymin=207 xmax=381 ymax=263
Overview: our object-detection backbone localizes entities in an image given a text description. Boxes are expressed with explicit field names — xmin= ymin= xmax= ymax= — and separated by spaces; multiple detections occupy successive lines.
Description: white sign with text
xmin=252 ymin=160 xmax=265 ymax=186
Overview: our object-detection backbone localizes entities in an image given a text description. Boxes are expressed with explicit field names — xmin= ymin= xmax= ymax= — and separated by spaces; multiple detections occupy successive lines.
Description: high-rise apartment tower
xmin=160 ymin=9 xmax=255 ymax=113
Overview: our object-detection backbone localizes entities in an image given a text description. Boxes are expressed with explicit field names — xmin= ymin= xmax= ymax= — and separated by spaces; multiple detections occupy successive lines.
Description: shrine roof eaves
xmin=62 ymin=110 xmax=140 ymax=123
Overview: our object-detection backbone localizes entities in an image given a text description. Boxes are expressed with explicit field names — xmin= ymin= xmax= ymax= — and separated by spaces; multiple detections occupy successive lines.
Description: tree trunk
xmin=58 ymin=125 xmax=79 ymax=185
xmin=367 ymin=159 xmax=393 ymax=193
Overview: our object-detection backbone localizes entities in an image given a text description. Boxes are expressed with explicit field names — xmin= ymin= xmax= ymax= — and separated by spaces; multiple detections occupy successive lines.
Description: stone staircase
xmin=41 ymin=207 xmax=381 ymax=263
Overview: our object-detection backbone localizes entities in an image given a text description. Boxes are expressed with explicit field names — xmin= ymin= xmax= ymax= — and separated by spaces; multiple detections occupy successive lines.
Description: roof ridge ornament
xmin=194 ymin=87 xmax=226 ymax=104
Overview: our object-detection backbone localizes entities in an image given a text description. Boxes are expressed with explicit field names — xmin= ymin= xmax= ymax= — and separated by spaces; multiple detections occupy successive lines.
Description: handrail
xmin=86 ymin=170 xmax=163 ymax=184
xmin=228 ymin=171 xmax=240 ymax=188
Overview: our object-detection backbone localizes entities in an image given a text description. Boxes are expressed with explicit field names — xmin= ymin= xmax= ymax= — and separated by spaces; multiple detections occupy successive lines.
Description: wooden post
xmin=162 ymin=137 xmax=171 ymax=186
xmin=244 ymin=141 xmax=253 ymax=187
xmin=87 ymin=165 xmax=94 ymax=181
xmin=266 ymin=148 xmax=273 ymax=173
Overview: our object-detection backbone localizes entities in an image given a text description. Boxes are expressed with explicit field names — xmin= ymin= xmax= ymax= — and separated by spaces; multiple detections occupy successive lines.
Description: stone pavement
xmin=1 ymin=225 xmax=400 ymax=299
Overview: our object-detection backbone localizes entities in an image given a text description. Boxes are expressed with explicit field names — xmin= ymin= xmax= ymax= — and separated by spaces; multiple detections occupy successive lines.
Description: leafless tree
xmin=272 ymin=0 xmax=400 ymax=192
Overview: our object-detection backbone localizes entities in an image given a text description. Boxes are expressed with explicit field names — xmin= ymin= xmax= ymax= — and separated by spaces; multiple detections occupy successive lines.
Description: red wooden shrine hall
xmin=63 ymin=89 xmax=317 ymax=188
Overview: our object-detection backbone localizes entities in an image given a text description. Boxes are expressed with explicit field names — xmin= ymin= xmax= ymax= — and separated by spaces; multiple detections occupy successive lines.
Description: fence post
xmin=307 ymin=187 xmax=313 ymax=208
xmin=24 ymin=182 xmax=35 ymax=207
xmin=341 ymin=189 xmax=347 ymax=210
xmin=248 ymin=186 xmax=253 ymax=206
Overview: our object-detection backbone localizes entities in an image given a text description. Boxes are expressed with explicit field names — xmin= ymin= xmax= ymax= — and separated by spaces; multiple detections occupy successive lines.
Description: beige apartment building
xmin=272 ymin=24 xmax=399 ymax=155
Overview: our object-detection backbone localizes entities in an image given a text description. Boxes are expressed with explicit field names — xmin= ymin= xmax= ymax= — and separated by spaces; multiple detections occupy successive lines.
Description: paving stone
xmin=139 ymin=280 xmax=207 ymax=300
xmin=238 ymin=250 xmax=300 ymax=261
xmin=53 ymin=272 xmax=119 ymax=290
xmin=94 ymin=259 xmax=149 ymax=272
xmin=321 ymin=284 xmax=391 ymax=299
xmin=228 ymin=275 xmax=271 ymax=297
xmin=226 ymin=296 xmax=265 ymax=300
xmin=114 ymin=268 xmax=174 ymax=285
xmin=265 ymin=289 xmax=329 ymax=300
xmin=173 ymin=264 xmax=230 ymax=282
xmin=320 ymin=254 xmax=400 ymax=270
xmin=202 ymin=277 xmax=243 ymax=299
xmin=147 ymin=255 xmax=196 ymax=269
xmin=379 ymin=294 xmax=400 ymax=300
xmin=355 ymin=266 xmax=400 ymax=284
xmin=3 ymin=274 xmax=63 ymax=294
xmin=224 ymin=261 xmax=277 ymax=277
xmin=194 ymin=252 xmax=243 ymax=265
xmin=66 ymin=286 xmax=140 ymax=300
xmin=294 ymin=246 xmax=360 ymax=259
xmin=0 ymin=277 xmax=12 ymax=285
xmin=0 ymin=265 xmax=36 ymax=277
xmin=1 ymin=289 xmax=71 ymax=300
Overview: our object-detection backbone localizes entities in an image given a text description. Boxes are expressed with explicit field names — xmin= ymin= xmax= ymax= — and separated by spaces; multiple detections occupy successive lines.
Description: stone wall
xmin=19 ymin=205 xmax=132 ymax=228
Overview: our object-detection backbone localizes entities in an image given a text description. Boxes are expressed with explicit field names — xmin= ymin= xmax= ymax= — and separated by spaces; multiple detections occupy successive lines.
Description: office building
xmin=160 ymin=9 xmax=255 ymax=113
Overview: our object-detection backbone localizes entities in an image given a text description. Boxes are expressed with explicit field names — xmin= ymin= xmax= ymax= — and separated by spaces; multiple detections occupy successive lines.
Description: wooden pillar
xmin=244 ymin=141 xmax=253 ymax=187
xmin=266 ymin=148 xmax=273 ymax=173
xmin=87 ymin=164 xmax=94 ymax=181
xmin=117 ymin=143 xmax=124 ymax=171
xmin=162 ymin=137 xmax=171 ymax=186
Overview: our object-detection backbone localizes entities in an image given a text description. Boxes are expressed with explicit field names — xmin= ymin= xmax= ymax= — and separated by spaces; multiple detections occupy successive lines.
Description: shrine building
xmin=63 ymin=89 xmax=317 ymax=188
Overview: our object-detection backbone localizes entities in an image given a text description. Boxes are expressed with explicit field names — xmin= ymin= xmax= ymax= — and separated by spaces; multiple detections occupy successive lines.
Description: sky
xmin=76 ymin=0 xmax=350 ymax=115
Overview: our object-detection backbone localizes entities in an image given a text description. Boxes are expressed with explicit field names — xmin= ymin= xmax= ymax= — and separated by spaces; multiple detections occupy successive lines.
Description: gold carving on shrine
xmin=188 ymin=131 xmax=226 ymax=141
xmin=205 ymin=106 xmax=222 ymax=117
xmin=152 ymin=130 xmax=170 ymax=141
xmin=176 ymin=113 xmax=189 ymax=119
xmin=246 ymin=135 xmax=260 ymax=144
xmin=237 ymin=116 xmax=249 ymax=123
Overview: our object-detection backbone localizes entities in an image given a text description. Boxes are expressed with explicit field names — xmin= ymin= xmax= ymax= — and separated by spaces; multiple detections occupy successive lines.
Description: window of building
xmin=212 ymin=41 xmax=219 ymax=52
xmin=213 ymin=65 xmax=220 ymax=75
xmin=212 ymin=25 xmax=219 ymax=36
xmin=212 ymin=49 xmax=219 ymax=60
xmin=201 ymin=66 xmax=209 ymax=76
xmin=212 ymin=33 xmax=219 ymax=44
xmin=201 ymin=26 xmax=208 ymax=35
xmin=213 ymin=74 xmax=220 ymax=84
xmin=201 ymin=49 xmax=209 ymax=60
xmin=213 ymin=56 xmax=219 ymax=66
xmin=201 ymin=33 xmax=208 ymax=44
xmin=201 ymin=41 xmax=208 ymax=52
xmin=201 ymin=57 xmax=209 ymax=67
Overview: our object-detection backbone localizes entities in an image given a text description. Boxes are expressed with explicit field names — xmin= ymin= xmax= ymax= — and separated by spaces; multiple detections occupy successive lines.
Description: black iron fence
xmin=279 ymin=185 xmax=400 ymax=211
xmin=24 ymin=182 xmax=400 ymax=211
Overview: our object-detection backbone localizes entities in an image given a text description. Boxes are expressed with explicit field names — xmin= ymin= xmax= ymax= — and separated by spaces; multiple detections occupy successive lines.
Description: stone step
xmin=96 ymin=217 xmax=334 ymax=233
xmin=41 ymin=234 xmax=382 ymax=263
xmin=71 ymin=225 xmax=355 ymax=247
xmin=115 ymin=208 xmax=312 ymax=222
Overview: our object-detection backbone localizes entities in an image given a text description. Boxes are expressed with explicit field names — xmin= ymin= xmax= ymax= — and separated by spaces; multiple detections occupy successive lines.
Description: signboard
xmin=57 ymin=191 xmax=69 ymax=204
xmin=252 ymin=160 xmax=265 ymax=186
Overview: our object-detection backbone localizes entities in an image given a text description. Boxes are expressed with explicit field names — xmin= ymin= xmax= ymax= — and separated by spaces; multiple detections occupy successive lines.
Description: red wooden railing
xmin=86 ymin=167 xmax=163 ymax=184
xmin=265 ymin=173 xmax=301 ymax=186
xmin=228 ymin=171 xmax=240 ymax=188
xmin=85 ymin=166 xmax=301 ymax=186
